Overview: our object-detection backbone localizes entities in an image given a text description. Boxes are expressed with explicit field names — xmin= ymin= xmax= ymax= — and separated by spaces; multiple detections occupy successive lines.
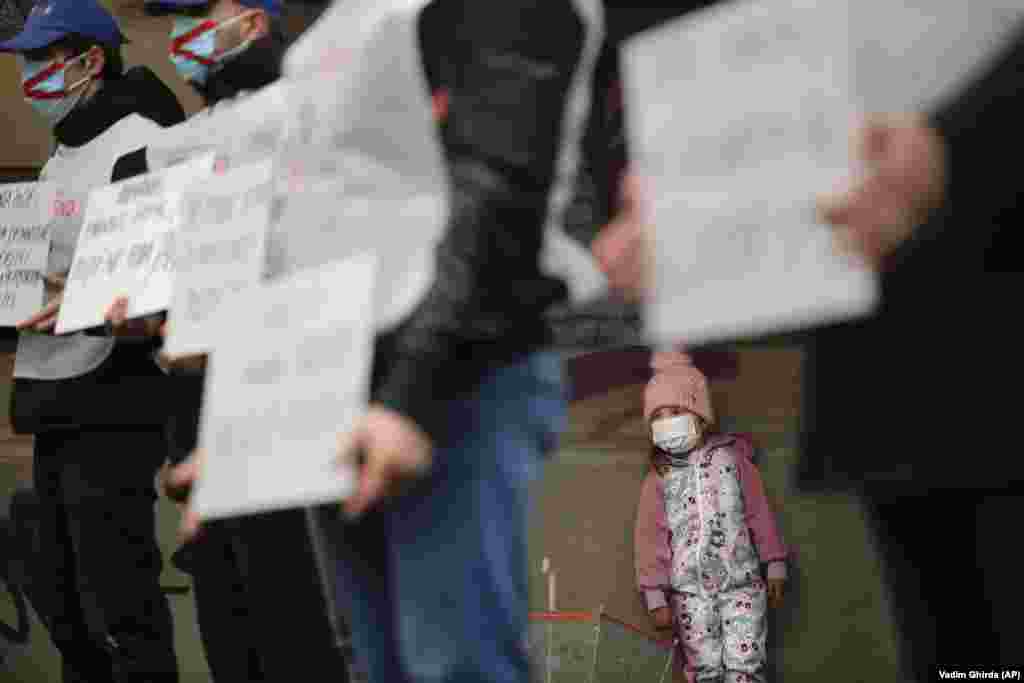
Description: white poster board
xmin=272 ymin=0 xmax=448 ymax=333
xmin=192 ymin=253 xmax=377 ymax=520
xmin=850 ymin=1 xmax=1023 ymax=113
xmin=56 ymin=153 xmax=215 ymax=334
xmin=0 ymin=182 xmax=54 ymax=326
xmin=623 ymin=0 xmax=877 ymax=346
xmin=48 ymin=185 xmax=89 ymax=276
xmin=146 ymin=80 xmax=291 ymax=174
xmin=163 ymin=160 xmax=274 ymax=357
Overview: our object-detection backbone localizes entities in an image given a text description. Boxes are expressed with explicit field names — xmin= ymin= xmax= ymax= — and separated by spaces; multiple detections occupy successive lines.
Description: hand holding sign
xmin=103 ymin=296 xmax=165 ymax=338
xmin=167 ymin=448 xmax=205 ymax=542
xmin=590 ymin=171 xmax=651 ymax=302
xmin=817 ymin=113 xmax=947 ymax=269
xmin=15 ymin=273 xmax=66 ymax=333
xmin=342 ymin=405 xmax=433 ymax=521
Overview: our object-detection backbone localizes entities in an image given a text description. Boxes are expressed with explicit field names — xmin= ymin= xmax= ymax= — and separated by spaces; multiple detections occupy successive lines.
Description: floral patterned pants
xmin=670 ymin=581 xmax=767 ymax=683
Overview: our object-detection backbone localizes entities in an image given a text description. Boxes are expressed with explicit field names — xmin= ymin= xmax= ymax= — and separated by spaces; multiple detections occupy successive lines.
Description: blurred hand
xmin=591 ymin=172 xmax=651 ymax=302
xmin=651 ymin=606 xmax=673 ymax=630
xmin=168 ymin=449 xmax=205 ymax=542
xmin=16 ymin=274 xmax=66 ymax=333
xmin=341 ymin=405 xmax=433 ymax=521
xmin=819 ymin=113 xmax=947 ymax=269
xmin=157 ymin=462 xmax=187 ymax=512
xmin=153 ymin=321 xmax=208 ymax=373
xmin=767 ymin=578 xmax=785 ymax=609
xmin=105 ymin=296 xmax=164 ymax=338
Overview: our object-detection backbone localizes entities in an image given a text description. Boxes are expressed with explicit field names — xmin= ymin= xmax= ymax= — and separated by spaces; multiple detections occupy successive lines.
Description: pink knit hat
xmin=643 ymin=349 xmax=715 ymax=424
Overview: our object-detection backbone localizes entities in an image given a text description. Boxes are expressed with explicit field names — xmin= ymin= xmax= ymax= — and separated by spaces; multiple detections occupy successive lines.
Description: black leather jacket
xmin=380 ymin=1 xmax=725 ymax=443
xmin=371 ymin=0 xmax=586 ymax=443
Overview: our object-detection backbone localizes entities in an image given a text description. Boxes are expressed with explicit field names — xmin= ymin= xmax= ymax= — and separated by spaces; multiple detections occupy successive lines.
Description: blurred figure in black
xmin=801 ymin=22 xmax=1024 ymax=681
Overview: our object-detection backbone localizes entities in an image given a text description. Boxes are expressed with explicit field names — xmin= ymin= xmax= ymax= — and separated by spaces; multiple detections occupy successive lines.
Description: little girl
xmin=635 ymin=350 xmax=787 ymax=683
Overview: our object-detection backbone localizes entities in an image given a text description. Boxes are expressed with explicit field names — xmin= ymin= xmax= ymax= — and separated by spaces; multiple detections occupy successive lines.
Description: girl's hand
xmin=767 ymin=578 xmax=785 ymax=609
xmin=651 ymin=606 xmax=673 ymax=630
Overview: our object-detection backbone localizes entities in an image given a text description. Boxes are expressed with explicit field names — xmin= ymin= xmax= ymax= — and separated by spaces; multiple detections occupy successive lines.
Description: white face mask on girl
xmin=651 ymin=414 xmax=702 ymax=454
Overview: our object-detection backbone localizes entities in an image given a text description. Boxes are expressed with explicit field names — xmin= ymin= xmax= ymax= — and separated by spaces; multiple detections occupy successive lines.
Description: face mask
xmin=651 ymin=414 xmax=702 ymax=455
xmin=20 ymin=53 xmax=93 ymax=126
xmin=169 ymin=11 xmax=254 ymax=86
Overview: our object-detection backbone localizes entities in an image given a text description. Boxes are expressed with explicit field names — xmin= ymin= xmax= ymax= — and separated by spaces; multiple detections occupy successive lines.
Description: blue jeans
xmin=314 ymin=351 xmax=566 ymax=683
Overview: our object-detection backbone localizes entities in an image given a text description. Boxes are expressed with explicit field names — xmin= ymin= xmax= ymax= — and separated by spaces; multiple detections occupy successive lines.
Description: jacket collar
xmin=193 ymin=32 xmax=283 ymax=106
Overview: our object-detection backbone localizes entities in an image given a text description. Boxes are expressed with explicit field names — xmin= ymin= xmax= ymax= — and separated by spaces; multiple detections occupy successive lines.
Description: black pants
xmin=178 ymin=510 xmax=351 ymax=682
xmin=32 ymin=427 xmax=178 ymax=683
xmin=863 ymin=491 xmax=1022 ymax=681
xmin=166 ymin=373 xmax=350 ymax=682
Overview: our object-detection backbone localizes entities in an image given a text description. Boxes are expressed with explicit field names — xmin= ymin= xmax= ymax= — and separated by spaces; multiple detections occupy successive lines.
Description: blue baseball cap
xmin=144 ymin=0 xmax=282 ymax=18
xmin=0 ymin=0 xmax=126 ymax=53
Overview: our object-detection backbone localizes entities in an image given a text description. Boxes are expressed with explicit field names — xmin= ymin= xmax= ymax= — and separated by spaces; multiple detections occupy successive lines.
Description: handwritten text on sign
xmin=56 ymin=154 xmax=215 ymax=334
xmin=192 ymin=253 xmax=378 ymax=519
xmin=0 ymin=182 xmax=55 ymax=326
xmin=164 ymin=159 xmax=273 ymax=357
xmin=623 ymin=0 xmax=876 ymax=346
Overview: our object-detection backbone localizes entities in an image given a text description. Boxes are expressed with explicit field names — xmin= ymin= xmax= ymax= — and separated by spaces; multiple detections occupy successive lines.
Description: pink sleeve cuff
xmin=766 ymin=561 xmax=787 ymax=581
xmin=645 ymin=590 xmax=668 ymax=611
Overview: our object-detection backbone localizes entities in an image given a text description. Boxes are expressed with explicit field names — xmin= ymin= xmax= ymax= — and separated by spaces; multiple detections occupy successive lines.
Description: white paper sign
xmin=624 ymin=0 xmax=877 ymax=346
xmin=0 ymin=182 xmax=54 ymax=326
xmin=146 ymin=81 xmax=291 ymax=174
xmin=646 ymin=191 xmax=876 ymax=344
xmin=163 ymin=160 xmax=274 ymax=357
xmin=192 ymin=253 xmax=377 ymax=520
xmin=270 ymin=0 xmax=448 ymax=333
xmin=56 ymin=154 xmax=215 ymax=334
xmin=851 ymin=1 xmax=1023 ymax=114
xmin=626 ymin=0 xmax=855 ymax=192
xmin=48 ymin=185 xmax=89 ymax=275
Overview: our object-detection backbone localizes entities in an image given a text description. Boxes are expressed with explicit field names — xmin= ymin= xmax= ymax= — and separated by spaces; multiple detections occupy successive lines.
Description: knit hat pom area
xmin=643 ymin=349 xmax=714 ymax=425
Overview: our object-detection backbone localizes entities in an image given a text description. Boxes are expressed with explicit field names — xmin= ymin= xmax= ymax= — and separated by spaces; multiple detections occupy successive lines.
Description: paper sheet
xmin=269 ymin=0 xmax=447 ymax=332
xmin=55 ymin=153 xmax=215 ymax=334
xmin=0 ymin=182 xmax=54 ymax=326
xmin=146 ymin=80 xmax=291 ymax=174
xmin=645 ymin=191 xmax=876 ymax=344
xmin=850 ymin=1 xmax=1024 ymax=113
xmin=191 ymin=253 xmax=377 ymax=520
xmin=163 ymin=160 xmax=273 ymax=357
xmin=623 ymin=0 xmax=877 ymax=346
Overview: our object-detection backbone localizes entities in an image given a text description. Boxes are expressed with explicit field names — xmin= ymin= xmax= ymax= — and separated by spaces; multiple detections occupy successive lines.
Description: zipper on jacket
xmin=694 ymin=451 xmax=706 ymax=600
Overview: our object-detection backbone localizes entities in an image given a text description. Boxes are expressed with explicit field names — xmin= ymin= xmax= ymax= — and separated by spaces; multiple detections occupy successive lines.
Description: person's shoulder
xmin=121 ymin=66 xmax=187 ymax=128
xmin=707 ymin=432 xmax=755 ymax=463
xmin=120 ymin=65 xmax=172 ymax=94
